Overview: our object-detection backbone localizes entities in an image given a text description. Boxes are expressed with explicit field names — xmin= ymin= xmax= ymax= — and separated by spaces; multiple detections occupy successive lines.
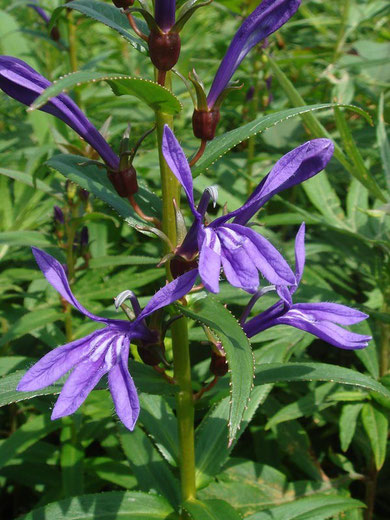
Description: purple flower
xmin=17 ymin=248 xmax=197 ymax=430
xmin=243 ymin=224 xmax=371 ymax=350
xmin=163 ymin=127 xmax=333 ymax=293
xmin=27 ymin=3 xmax=50 ymax=24
xmin=155 ymin=0 xmax=176 ymax=32
xmin=0 ymin=57 xmax=119 ymax=170
xmin=207 ymin=0 xmax=300 ymax=108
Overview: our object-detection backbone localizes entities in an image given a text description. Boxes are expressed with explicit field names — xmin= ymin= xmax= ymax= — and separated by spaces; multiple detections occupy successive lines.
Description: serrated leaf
xmin=339 ymin=403 xmax=364 ymax=452
xmin=31 ymin=71 xmax=181 ymax=115
xmin=245 ymin=494 xmax=364 ymax=520
xmin=17 ymin=491 xmax=175 ymax=520
xmin=184 ymin=498 xmax=241 ymax=520
xmin=46 ymin=154 xmax=159 ymax=231
xmin=51 ymin=0 xmax=148 ymax=53
xmin=254 ymin=362 xmax=390 ymax=398
xmin=193 ymin=103 xmax=370 ymax=176
xmin=361 ymin=403 xmax=388 ymax=469
xmin=178 ymin=295 xmax=254 ymax=445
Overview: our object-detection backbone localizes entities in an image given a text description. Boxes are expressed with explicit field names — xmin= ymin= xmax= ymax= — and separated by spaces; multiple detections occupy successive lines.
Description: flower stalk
xmin=155 ymin=70 xmax=196 ymax=508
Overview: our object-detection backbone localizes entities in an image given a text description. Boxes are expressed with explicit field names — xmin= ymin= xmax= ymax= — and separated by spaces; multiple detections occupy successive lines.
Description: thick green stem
xmin=155 ymin=74 xmax=196 ymax=507
xmin=66 ymin=8 xmax=81 ymax=107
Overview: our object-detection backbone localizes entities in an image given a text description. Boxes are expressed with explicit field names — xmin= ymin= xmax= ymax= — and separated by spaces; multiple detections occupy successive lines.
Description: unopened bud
xmin=112 ymin=0 xmax=134 ymax=8
xmin=108 ymin=166 xmax=138 ymax=198
xmin=192 ymin=109 xmax=220 ymax=141
xmin=170 ymin=255 xmax=198 ymax=279
xmin=78 ymin=188 xmax=89 ymax=202
xmin=210 ymin=350 xmax=228 ymax=377
xmin=148 ymin=30 xmax=181 ymax=71
xmin=53 ymin=205 xmax=64 ymax=224
xmin=50 ymin=26 xmax=60 ymax=42
xmin=137 ymin=343 xmax=165 ymax=367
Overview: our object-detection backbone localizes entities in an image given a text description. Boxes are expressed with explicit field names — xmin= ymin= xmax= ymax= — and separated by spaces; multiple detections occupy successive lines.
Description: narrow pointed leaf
xmin=184 ymin=498 xmax=241 ymax=520
xmin=361 ymin=403 xmax=388 ymax=469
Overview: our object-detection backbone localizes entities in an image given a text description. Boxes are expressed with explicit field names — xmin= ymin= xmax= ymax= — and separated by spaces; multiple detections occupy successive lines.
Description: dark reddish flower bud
xmin=78 ymin=188 xmax=89 ymax=202
xmin=50 ymin=26 xmax=60 ymax=42
xmin=53 ymin=205 xmax=64 ymax=224
xmin=192 ymin=109 xmax=220 ymax=141
xmin=112 ymin=0 xmax=134 ymax=8
xmin=210 ymin=350 xmax=228 ymax=377
xmin=148 ymin=30 xmax=181 ymax=71
xmin=137 ymin=342 xmax=165 ymax=367
xmin=80 ymin=226 xmax=89 ymax=248
xmin=170 ymin=255 xmax=198 ymax=279
xmin=108 ymin=166 xmax=138 ymax=198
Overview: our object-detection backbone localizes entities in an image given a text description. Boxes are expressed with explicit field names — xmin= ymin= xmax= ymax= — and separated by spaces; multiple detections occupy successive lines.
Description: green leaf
xmin=17 ymin=491 xmax=175 ymax=520
xmin=60 ymin=417 xmax=85 ymax=497
xmin=0 ymin=231 xmax=54 ymax=248
xmin=0 ymin=309 xmax=64 ymax=347
xmin=377 ymin=92 xmax=390 ymax=189
xmin=46 ymin=154 xmax=158 ymax=231
xmin=0 ymin=413 xmax=61 ymax=470
xmin=178 ymin=295 xmax=254 ymax=445
xmin=267 ymin=56 xmax=385 ymax=202
xmin=119 ymin=425 xmax=180 ymax=507
xmin=245 ymin=495 xmax=364 ymax=520
xmin=31 ymin=71 xmax=182 ymax=115
xmin=184 ymin=498 xmax=241 ymax=520
xmin=193 ymin=103 xmax=371 ymax=177
xmin=301 ymin=172 xmax=345 ymax=226
xmin=254 ymin=362 xmax=390 ymax=398
xmin=339 ymin=403 xmax=364 ymax=452
xmin=51 ymin=0 xmax=148 ymax=53
xmin=0 ymin=167 xmax=59 ymax=197
xmin=361 ymin=403 xmax=388 ymax=469
xmin=84 ymin=456 xmax=137 ymax=489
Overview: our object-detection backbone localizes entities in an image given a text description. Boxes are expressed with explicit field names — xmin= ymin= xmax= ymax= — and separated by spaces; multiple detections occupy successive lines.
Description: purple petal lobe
xmin=207 ymin=0 xmax=301 ymax=107
xmin=17 ymin=331 xmax=99 ymax=391
xmin=226 ymin=224 xmax=295 ymax=286
xmin=198 ymin=228 xmax=222 ymax=293
xmin=155 ymin=0 xmax=176 ymax=31
xmin=0 ymin=57 xmax=119 ymax=169
xmin=28 ymin=4 xmax=50 ymax=24
xmin=218 ymin=227 xmax=259 ymax=293
xmin=51 ymin=350 xmax=110 ymax=419
xmin=162 ymin=125 xmax=199 ymax=218
xmin=108 ymin=345 xmax=140 ymax=431
xmin=294 ymin=222 xmax=306 ymax=287
xmin=226 ymin=139 xmax=334 ymax=226
xmin=291 ymin=303 xmax=369 ymax=325
xmin=138 ymin=268 xmax=198 ymax=321
xmin=32 ymin=247 xmax=107 ymax=322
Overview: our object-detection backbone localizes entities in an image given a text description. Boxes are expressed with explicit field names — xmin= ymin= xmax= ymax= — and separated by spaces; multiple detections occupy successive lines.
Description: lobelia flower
xmin=154 ymin=0 xmax=176 ymax=32
xmin=17 ymin=248 xmax=198 ymax=430
xmin=192 ymin=0 xmax=301 ymax=140
xmin=243 ymin=223 xmax=372 ymax=349
xmin=163 ymin=126 xmax=334 ymax=294
xmin=0 ymin=56 xmax=119 ymax=170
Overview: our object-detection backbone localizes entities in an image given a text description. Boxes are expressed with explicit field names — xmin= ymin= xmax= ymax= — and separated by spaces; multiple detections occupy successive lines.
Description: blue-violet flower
xmin=17 ymin=248 xmax=197 ymax=429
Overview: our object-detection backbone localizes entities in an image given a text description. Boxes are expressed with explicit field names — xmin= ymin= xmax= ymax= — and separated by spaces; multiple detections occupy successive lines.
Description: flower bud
xmin=170 ymin=255 xmax=198 ymax=279
xmin=108 ymin=166 xmax=138 ymax=198
xmin=148 ymin=30 xmax=181 ymax=71
xmin=112 ymin=0 xmax=134 ymax=8
xmin=137 ymin=342 xmax=165 ymax=367
xmin=78 ymin=188 xmax=89 ymax=202
xmin=210 ymin=350 xmax=228 ymax=377
xmin=53 ymin=205 xmax=64 ymax=224
xmin=192 ymin=109 xmax=220 ymax=141
xmin=50 ymin=26 xmax=60 ymax=42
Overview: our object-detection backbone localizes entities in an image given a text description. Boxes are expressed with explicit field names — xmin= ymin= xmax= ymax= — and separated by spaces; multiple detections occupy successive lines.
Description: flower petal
xmin=218 ymin=227 xmax=259 ymax=293
xmin=226 ymin=224 xmax=295 ymax=286
xmin=17 ymin=331 xmax=99 ymax=392
xmin=32 ymin=247 xmax=108 ymax=323
xmin=294 ymin=222 xmax=306 ymax=287
xmin=0 ymin=57 xmax=119 ymax=170
xmin=155 ymin=0 xmax=176 ymax=31
xmin=137 ymin=268 xmax=199 ymax=321
xmin=277 ymin=315 xmax=371 ymax=350
xmin=211 ymin=139 xmax=334 ymax=227
xmin=198 ymin=228 xmax=222 ymax=293
xmin=51 ymin=350 xmax=110 ymax=420
xmin=162 ymin=125 xmax=200 ymax=219
xmin=291 ymin=302 xmax=369 ymax=325
xmin=207 ymin=0 xmax=300 ymax=107
xmin=108 ymin=343 xmax=140 ymax=431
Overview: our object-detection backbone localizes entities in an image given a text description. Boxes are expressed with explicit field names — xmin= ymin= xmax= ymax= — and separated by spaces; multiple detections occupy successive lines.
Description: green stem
xmin=380 ymin=302 xmax=390 ymax=377
xmin=333 ymin=0 xmax=351 ymax=61
xmin=155 ymin=73 xmax=196 ymax=508
xmin=246 ymin=58 xmax=261 ymax=196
